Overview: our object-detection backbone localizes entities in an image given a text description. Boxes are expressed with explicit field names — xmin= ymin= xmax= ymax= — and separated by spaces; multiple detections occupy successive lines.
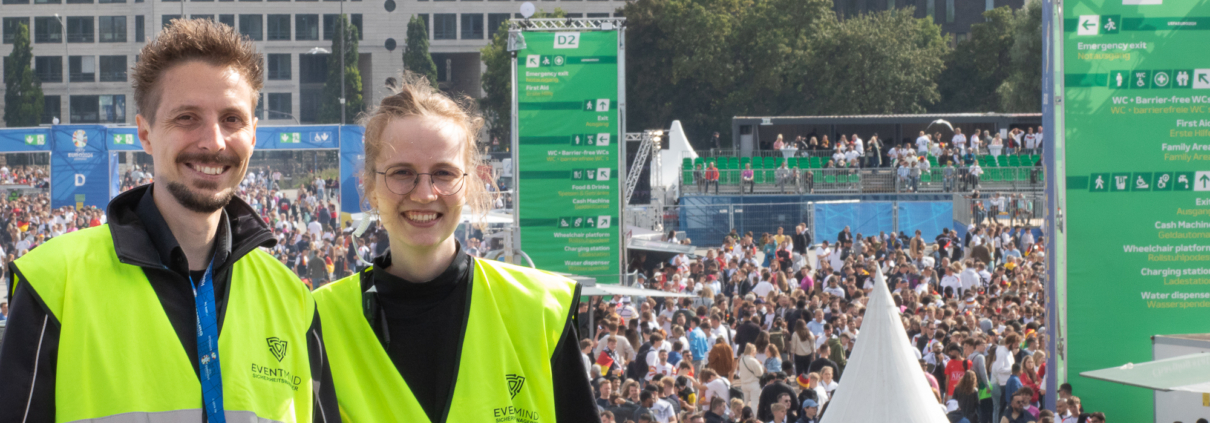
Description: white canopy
xmin=1081 ymin=352 xmax=1210 ymax=393
xmin=820 ymin=267 xmax=948 ymax=423
xmin=580 ymin=284 xmax=696 ymax=298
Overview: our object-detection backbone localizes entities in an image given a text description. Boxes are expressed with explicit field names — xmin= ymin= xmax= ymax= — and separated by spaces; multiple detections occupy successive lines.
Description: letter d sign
xmin=75 ymin=174 xmax=86 ymax=186
xmin=553 ymin=32 xmax=579 ymax=49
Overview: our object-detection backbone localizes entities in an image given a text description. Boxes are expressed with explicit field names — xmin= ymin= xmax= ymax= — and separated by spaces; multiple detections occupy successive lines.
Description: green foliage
xmin=404 ymin=16 xmax=439 ymax=90
xmin=799 ymin=8 xmax=949 ymax=115
xmin=936 ymin=6 xmax=1018 ymax=112
xmin=319 ymin=15 xmax=364 ymax=124
xmin=997 ymin=0 xmax=1043 ymax=112
xmin=624 ymin=1 xmax=949 ymax=147
xmin=4 ymin=22 xmax=45 ymax=127
xmin=479 ymin=8 xmax=566 ymax=151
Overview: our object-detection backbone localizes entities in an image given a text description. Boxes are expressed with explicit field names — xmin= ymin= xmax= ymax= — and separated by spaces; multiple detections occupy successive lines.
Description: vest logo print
xmin=506 ymin=374 xmax=526 ymax=399
xmin=267 ymin=337 xmax=288 ymax=362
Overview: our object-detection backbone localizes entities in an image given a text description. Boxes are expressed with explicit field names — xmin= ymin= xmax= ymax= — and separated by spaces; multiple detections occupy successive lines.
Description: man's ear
xmin=136 ymin=114 xmax=153 ymax=155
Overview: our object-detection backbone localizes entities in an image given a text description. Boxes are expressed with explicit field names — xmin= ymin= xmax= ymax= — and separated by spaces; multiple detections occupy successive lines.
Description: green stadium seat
xmin=682 ymin=158 xmax=693 ymax=170
xmin=824 ymin=174 xmax=836 ymax=184
xmin=683 ymin=170 xmax=694 ymax=186
xmin=920 ymin=172 xmax=932 ymax=183
xmin=810 ymin=157 xmax=823 ymax=168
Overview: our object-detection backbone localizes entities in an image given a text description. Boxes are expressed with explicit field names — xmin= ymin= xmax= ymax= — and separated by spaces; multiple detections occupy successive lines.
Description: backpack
xmin=628 ymin=342 xmax=654 ymax=380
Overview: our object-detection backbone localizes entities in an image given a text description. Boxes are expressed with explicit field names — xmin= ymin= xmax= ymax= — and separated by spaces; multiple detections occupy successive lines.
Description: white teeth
xmin=196 ymin=165 xmax=223 ymax=175
xmin=406 ymin=212 xmax=438 ymax=222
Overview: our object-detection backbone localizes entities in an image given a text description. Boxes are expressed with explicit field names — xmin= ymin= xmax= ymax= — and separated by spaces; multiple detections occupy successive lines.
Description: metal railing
xmin=680 ymin=166 xmax=1044 ymax=195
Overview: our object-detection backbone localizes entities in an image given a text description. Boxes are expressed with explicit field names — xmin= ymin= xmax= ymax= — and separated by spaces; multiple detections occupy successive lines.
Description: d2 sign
xmin=554 ymin=32 xmax=580 ymax=49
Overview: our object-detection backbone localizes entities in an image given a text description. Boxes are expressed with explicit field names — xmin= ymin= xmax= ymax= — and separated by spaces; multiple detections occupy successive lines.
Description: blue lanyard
xmin=192 ymin=262 xmax=226 ymax=423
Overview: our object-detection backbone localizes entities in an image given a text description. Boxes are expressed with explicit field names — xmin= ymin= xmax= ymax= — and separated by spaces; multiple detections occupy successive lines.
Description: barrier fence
xmin=681 ymin=166 xmax=1045 ymax=195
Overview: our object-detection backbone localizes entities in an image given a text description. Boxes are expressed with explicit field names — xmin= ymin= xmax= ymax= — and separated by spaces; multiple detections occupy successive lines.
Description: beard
xmin=167 ymin=180 xmax=236 ymax=213
xmin=166 ymin=150 xmax=243 ymax=213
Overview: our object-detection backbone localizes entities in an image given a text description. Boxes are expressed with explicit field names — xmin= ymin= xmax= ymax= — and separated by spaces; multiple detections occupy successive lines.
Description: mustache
xmin=176 ymin=151 xmax=241 ymax=167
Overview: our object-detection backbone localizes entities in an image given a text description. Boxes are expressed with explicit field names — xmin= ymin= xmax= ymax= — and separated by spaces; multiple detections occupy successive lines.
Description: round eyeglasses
xmin=375 ymin=168 xmax=468 ymax=196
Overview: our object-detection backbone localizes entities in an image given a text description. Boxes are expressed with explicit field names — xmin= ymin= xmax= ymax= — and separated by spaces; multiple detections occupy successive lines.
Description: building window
xmin=566 ymin=13 xmax=583 ymax=18
xmin=267 ymin=93 xmax=291 ymax=120
xmin=926 ymin=0 xmax=934 ymax=18
xmin=433 ymin=14 xmax=456 ymax=40
xmin=322 ymin=14 xmax=338 ymax=40
xmin=587 ymin=13 xmax=609 ymax=17
xmin=100 ymin=55 xmax=126 ymax=81
xmin=135 ymin=16 xmax=145 ymax=42
xmin=267 ymin=15 xmax=290 ymax=40
xmin=296 ymin=15 xmax=319 ymax=40
xmin=34 ymin=56 xmax=63 ymax=83
xmin=3 ymin=18 xmax=29 ymax=44
xmin=946 ymin=0 xmax=954 ymax=23
xmin=219 ymin=15 xmax=235 ymax=29
xmin=69 ymin=56 xmax=95 ymax=82
xmin=66 ymin=0 xmax=92 ymax=4
xmin=99 ymin=0 xmax=125 ymax=3
xmin=99 ymin=16 xmax=127 ymax=43
xmin=255 ymin=93 xmax=264 ymax=119
xmin=71 ymin=95 xmax=126 ymax=123
xmin=239 ymin=15 xmax=263 ymax=41
xmin=351 ymin=14 xmax=363 ymax=40
xmin=487 ymin=13 xmax=509 ymax=39
xmin=2 ymin=0 xmax=30 ymax=4
xmin=41 ymin=96 xmax=61 ymax=124
xmin=418 ymin=14 xmax=429 ymax=37
xmin=460 ymin=14 xmax=483 ymax=39
xmin=34 ymin=0 xmax=60 ymax=4
xmin=67 ymin=17 xmax=95 ymax=43
xmin=299 ymin=53 xmax=326 ymax=83
xmin=267 ymin=54 xmax=291 ymax=80
xmin=163 ymin=15 xmax=182 ymax=30
xmin=192 ymin=15 xmax=215 ymax=21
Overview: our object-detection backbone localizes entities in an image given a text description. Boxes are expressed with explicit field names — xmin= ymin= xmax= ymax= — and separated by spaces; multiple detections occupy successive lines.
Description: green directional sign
xmin=515 ymin=29 xmax=623 ymax=281
xmin=1064 ymin=1 xmax=1210 ymax=420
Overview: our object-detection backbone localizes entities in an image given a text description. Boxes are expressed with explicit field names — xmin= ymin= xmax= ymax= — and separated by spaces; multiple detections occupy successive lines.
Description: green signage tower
xmin=1062 ymin=1 xmax=1210 ymax=420
xmin=510 ymin=19 xmax=626 ymax=284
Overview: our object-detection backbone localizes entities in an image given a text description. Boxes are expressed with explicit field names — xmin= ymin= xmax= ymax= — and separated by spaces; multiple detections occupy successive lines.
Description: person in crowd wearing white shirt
xmin=952 ymin=128 xmax=968 ymax=155
xmin=916 ymin=131 xmax=931 ymax=155
xmin=646 ymin=349 xmax=676 ymax=382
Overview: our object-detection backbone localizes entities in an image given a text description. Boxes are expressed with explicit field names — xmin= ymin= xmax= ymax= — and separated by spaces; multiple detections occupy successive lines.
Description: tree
xmin=479 ymin=8 xmax=566 ymax=151
xmin=318 ymin=15 xmax=364 ymax=124
xmin=801 ymin=8 xmax=949 ymax=115
xmin=935 ymin=6 xmax=1017 ymax=112
xmin=403 ymin=16 xmax=438 ymax=89
xmin=4 ymin=22 xmax=45 ymax=127
xmin=624 ymin=0 xmax=752 ymax=148
xmin=997 ymin=0 xmax=1042 ymax=112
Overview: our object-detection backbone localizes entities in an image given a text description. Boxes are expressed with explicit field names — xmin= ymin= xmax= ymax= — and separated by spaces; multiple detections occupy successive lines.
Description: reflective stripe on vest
xmin=14 ymin=225 xmax=316 ymax=423
xmin=313 ymin=257 xmax=575 ymax=423
xmin=64 ymin=409 xmax=283 ymax=423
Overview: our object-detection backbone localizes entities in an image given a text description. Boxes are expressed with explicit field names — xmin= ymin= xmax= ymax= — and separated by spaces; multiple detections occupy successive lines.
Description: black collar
xmin=370 ymin=243 xmax=471 ymax=298
xmin=106 ymin=184 xmax=276 ymax=271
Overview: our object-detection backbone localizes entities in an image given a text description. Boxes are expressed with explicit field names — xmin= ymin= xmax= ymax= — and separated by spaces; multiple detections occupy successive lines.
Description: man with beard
xmin=0 ymin=19 xmax=338 ymax=422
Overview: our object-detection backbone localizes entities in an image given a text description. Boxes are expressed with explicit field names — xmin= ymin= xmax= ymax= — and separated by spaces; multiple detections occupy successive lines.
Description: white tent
xmin=657 ymin=120 xmax=697 ymax=194
xmin=820 ymin=267 xmax=948 ymax=423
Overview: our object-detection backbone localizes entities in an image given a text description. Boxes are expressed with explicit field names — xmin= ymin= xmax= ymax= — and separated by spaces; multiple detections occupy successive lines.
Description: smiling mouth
xmin=187 ymin=163 xmax=230 ymax=176
xmin=403 ymin=211 xmax=441 ymax=223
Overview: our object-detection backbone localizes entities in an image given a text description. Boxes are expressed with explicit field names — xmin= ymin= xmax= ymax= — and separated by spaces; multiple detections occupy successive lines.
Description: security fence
xmin=681 ymin=166 xmax=1044 ymax=195
xmin=646 ymin=200 xmax=963 ymax=247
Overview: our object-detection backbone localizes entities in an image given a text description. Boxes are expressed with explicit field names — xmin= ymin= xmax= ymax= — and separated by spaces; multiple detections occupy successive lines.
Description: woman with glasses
xmin=312 ymin=74 xmax=599 ymax=422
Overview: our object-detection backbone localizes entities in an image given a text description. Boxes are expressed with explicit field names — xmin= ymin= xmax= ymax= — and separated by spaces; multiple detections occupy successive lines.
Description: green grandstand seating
xmin=810 ymin=157 xmax=823 ymax=168
xmin=682 ymin=158 xmax=693 ymax=171
xmin=824 ymin=174 xmax=836 ymax=184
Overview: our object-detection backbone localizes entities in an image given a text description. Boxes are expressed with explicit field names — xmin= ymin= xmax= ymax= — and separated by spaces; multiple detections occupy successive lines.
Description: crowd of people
xmin=690 ymin=127 xmax=1043 ymax=195
xmin=577 ymin=219 xmax=1104 ymax=423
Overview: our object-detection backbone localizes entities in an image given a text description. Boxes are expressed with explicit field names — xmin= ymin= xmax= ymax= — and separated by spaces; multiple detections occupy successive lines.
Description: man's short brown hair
xmin=133 ymin=18 xmax=263 ymax=122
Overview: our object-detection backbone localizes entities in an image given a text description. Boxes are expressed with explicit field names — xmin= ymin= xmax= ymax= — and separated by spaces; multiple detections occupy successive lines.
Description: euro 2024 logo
xmin=72 ymin=130 xmax=88 ymax=149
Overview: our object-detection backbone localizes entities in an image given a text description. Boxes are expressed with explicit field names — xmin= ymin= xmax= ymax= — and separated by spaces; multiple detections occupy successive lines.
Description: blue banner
xmin=0 ymin=127 xmax=52 ymax=152
xmin=339 ymin=125 xmax=365 ymax=214
xmin=256 ymin=125 xmax=340 ymax=150
xmin=813 ymin=202 xmax=894 ymax=242
xmin=51 ymin=125 xmax=110 ymax=209
xmin=897 ymin=202 xmax=954 ymax=240
xmin=106 ymin=126 xmax=142 ymax=151
xmin=110 ymin=153 xmax=121 ymax=199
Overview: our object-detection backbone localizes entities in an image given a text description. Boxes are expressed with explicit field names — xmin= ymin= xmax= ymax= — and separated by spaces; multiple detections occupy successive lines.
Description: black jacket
xmin=792 ymin=231 xmax=812 ymax=254
xmin=0 ymin=185 xmax=339 ymax=422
